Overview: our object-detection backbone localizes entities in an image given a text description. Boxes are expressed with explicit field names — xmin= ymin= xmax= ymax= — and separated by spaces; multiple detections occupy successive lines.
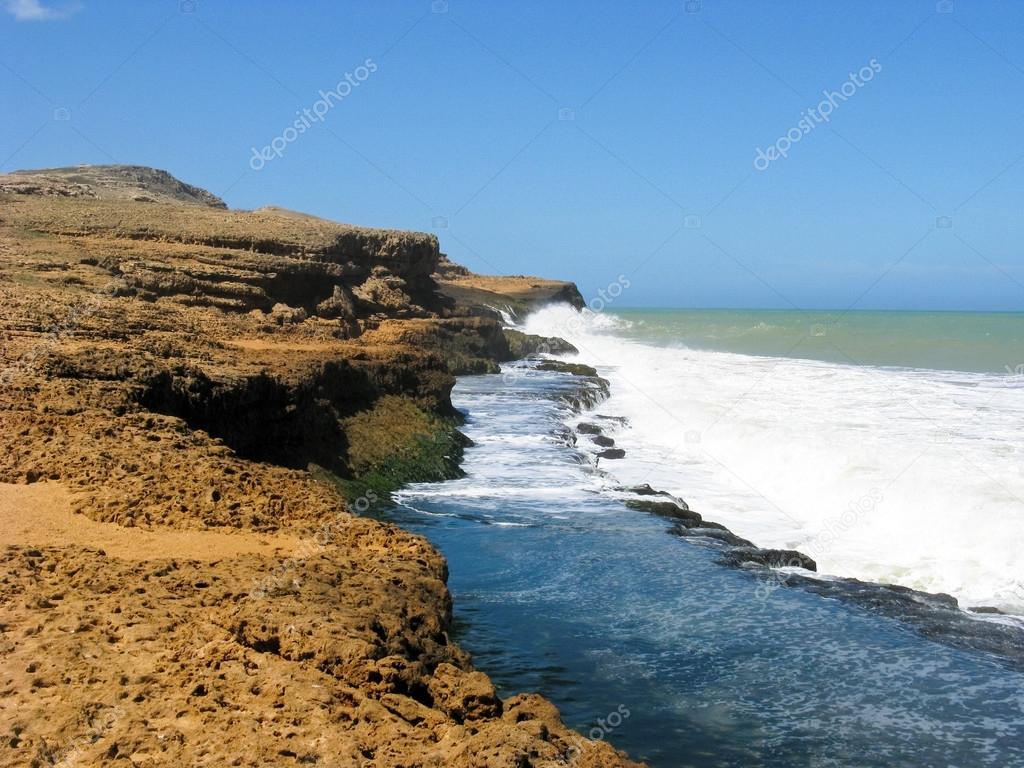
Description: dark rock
xmin=591 ymin=435 xmax=615 ymax=447
xmin=316 ymin=284 xmax=360 ymax=336
xmin=548 ymin=282 xmax=586 ymax=311
xmin=624 ymin=499 xmax=694 ymax=517
xmin=674 ymin=518 xmax=728 ymax=531
xmin=382 ymin=317 xmax=512 ymax=374
xmin=552 ymin=426 xmax=576 ymax=447
xmin=621 ymin=483 xmax=658 ymax=495
xmin=618 ymin=484 xmax=689 ymax=510
xmin=559 ymin=379 xmax=610 ymax=412
xmin=535 ymin=360 xmax=598 ymax=377
xmin=597 ymin=448 xmax=625 ymax=460
xmin=502 ymin=330 xmax=578 ymax=358
xmin=576 ymin=423 xmax=602 ymax=435
xmin=622 ymin=495 xmax=688 ymax=514
xmin=718 ymin=547 xmax=817 ymax=572
xmin=776 ymin=575 xmax=1024 ymax=668
xmin=674 ymin=525 xmax=754 ymax=548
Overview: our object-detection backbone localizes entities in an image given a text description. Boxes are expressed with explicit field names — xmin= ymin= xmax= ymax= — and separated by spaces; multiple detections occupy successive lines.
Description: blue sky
xmin=2 ymin=0 xmax=1022 ymax=310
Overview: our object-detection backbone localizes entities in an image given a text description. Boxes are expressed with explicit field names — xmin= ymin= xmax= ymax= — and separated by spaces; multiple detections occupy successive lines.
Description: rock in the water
xmin=502 ymin=329 xmax=578 ymax=357
xmin=718 ymin=547 xmax=817 ymax=571
xmin=618 ymin=484 xmax=689 ymax=509
xmin=535 ymin=360 xmax=599 ymax=377
xmin=576 ymin=422 xmax=602 ymax=435
xmin=552 ymin=425 xmax=576 ymax=447
xmin=675 ymin=525 xmax=755 ymax=548
xmin=597 ymin=448 xmax=625 ymax=460
xmin=622 ymin=483 xmax=660 ymax=496
xmin=592 ymin=435 xmax=615 ymax=447
xmin=624 ymin=499 xmax=695 ymax=519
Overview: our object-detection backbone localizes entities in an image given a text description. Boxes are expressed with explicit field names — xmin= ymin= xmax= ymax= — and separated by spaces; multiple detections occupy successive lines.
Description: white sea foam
xmin=521 ymin=305 xmax=1024 ymax=612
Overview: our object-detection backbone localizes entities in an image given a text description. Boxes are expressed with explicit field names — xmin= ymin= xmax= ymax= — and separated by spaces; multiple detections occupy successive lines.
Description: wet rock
xmin=552 ymin=425 xmax=576 ymax=447
xmin=774 ymin=573 xmax=1024 ymax=665
xmin=673 ymin=524 xmax=754 ymax=548
xmin=624 ymin=499 xmax=697 ymax=523
xmin=535 ymin=360 xmax=599 ymax=377
xmin=502 ymin=329 xmax=578 ymax=358
xmin=621 ymin=483 xmax=661 ymax=496
xmin=591 ymin=435 xmax=615 ymax=447
xmin=624 ymin=497 xmax=690 ymax=514
xmin=561 ymin=380 xmax=611 ymax=412
xmin=718 ymin=547 xmax=817 ymax=571
xmin=576 ymin=423 xmax=602 ymax=435
xmin=597 ymin=448 xmax=625 ymax=460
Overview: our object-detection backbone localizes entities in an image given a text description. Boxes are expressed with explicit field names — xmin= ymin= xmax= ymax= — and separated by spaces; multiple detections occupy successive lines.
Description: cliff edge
xmin=0 ymin=167 xmax=637 ymax=767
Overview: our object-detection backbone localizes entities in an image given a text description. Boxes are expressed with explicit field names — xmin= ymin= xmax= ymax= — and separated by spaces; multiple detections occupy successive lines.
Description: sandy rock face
xmin=0 ymin=542 xmax=632 ymax=766
xmin=0 ymin=164 xmax=229 ymax=208
xmin=269 ymin=302 xmax=309 ymax=325
xmin=0 ymin=168 xmax=638 ymax=767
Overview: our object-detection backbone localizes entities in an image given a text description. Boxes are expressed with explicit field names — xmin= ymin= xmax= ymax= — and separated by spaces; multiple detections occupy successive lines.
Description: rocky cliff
xmin=434 ymin=255 xmax=586 ymax=320
xmin=0 ymin=167 xmax=638 ymax=767
xmin=0 ymin=164 xmax=229 ymax=208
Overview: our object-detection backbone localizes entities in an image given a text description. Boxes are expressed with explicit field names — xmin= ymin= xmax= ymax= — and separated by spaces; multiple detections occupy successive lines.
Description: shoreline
xmin=3 ymin=163 xmax=1017 ymax=766
xmin=522 ymin=356 xmax=1024 ymax=665
xmin=0 ymin=166 xmax=640 ymax=767
xmin=394 ymin=359 xmax=1024 ymax=766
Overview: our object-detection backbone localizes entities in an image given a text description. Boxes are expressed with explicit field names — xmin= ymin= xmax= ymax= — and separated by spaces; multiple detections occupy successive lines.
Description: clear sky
xmin=2 ymin=0 xmax=1022 ymax=310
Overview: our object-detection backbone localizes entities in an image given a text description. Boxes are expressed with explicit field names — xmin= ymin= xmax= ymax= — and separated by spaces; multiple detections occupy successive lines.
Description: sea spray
xmin=521 ymin=305 xmax=1024 ymax=612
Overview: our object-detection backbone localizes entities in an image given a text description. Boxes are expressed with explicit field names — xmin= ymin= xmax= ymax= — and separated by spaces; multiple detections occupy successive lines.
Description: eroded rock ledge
xmin=0 ymin=166 xmax=638 ymax=767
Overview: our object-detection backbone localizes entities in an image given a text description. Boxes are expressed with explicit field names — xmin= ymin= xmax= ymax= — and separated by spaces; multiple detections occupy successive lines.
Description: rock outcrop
xmin=2 ymin=191 xmax=446 ymax=325
xmin=434 ymin=257 xmax=585 ymax=320
xmin=0 ymin=166 xmax=636 ymax=767
xmin=0 ymin=164 xmax=229 ymax=208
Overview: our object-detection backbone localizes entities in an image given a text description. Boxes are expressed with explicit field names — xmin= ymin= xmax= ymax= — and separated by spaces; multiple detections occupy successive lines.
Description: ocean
xmin=385 ymin=342 xmax=1024 ymax=766
xmin=521 ymin=306 xmax=1024 ymax=613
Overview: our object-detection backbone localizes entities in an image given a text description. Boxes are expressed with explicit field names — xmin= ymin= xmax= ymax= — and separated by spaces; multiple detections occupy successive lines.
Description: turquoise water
xmin=382 ymin=306 xmax=1024 ymax=766
xmin=522 ymin=305 xmax=1024 ymax=611
xmin=610 ymin=309 xmax=1024 ymax=373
